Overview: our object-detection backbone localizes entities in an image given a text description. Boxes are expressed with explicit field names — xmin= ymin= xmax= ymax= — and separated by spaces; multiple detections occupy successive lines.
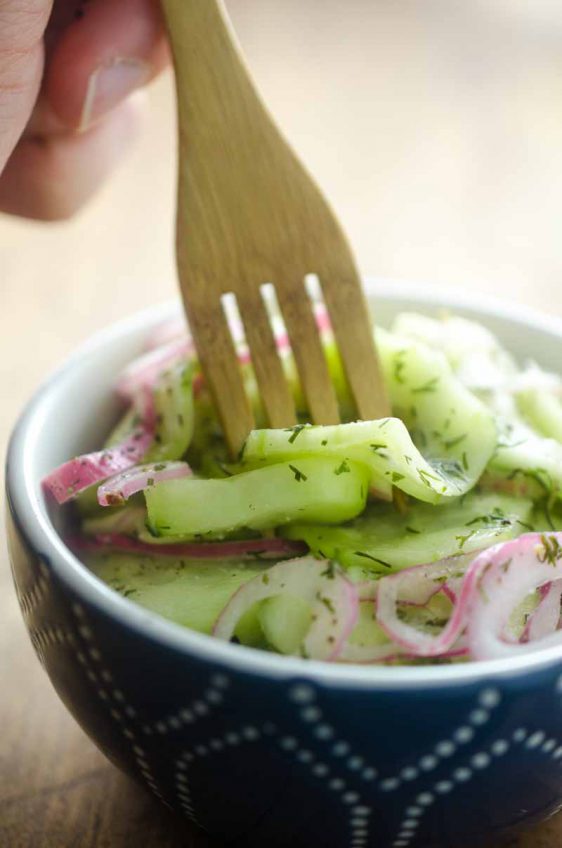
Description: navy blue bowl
xmin=7 ymin=283 xmax=562 ymax=848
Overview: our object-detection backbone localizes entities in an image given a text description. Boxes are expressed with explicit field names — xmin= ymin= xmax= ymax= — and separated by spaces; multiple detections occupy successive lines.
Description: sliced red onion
xmin=116 ymin=338 xmax=194 ymax=401
xmin=521 ymin=581 xmax=562 ymax=643
xmin=43 ymin=387 xmax=156 ymax=505
xmin=467 ymin=533 xmax=562 ymax=660
xmin=339 ymin=624 xmax=468 ymax=664
xmin=337 ymin=583 xmax=393 ymax=662
xmin=376 ymin=553 xmax=480 ymax=657
xmin=145 ymin=318 xmax=188 ymax=350
xmin=213 ymin=557 xmax=358 ymax=660
xmin=442 ymin=576 xmax=463 ymax=604
xmin=97 ymin=461 xmax=192 ymax=506
xmin=355 ymin=581 xmax=378 ymax=601
xmin=399 ymin=583 xmax=450 ymax=609
xmin=68 ymin=533 xmax=307 ymax=560
xmin=43 ymin=426 xmax=153 ymax=505
xmin=340 ymin=577 xmax=466 ymax=663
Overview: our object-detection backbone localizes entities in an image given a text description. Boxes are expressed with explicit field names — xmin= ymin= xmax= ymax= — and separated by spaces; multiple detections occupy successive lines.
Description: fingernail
xmin=79 ymin=57 xmax=150 ymax=132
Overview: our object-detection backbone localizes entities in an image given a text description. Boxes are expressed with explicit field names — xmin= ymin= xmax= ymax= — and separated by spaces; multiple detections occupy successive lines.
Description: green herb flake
xmin=289 ymin=464 xmax=308 ymax=482
xmin=393 ymin=350 xmax=407 ymax=384
xmin=321 ymin=561 xmax=336 ymax=579
xmin=455 ymin=531 xmax=475 ymax=549
xmin=539 ymin=534 xmax=562 ymax=566
xmin=412 ymin=376 xmax=440 ymax=394
xmin=417 ymin=468 xmax=441 ymax=488
xmin=334 ymin=460 xmax=350 ymax=475
xmin=354 ymin=551 xmax=392 ymax=568
xmin=286 ymin=424 xmax=306 ymax=444
xmin=444 ymin=433 xmax=467 ymax=450
xmin=319 ymin=595 xmax=335 ymax=614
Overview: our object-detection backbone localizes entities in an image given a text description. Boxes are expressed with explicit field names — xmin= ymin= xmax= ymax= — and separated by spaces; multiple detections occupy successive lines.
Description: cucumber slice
xmin=485 ymin=436 xmax=562 ymax=501
xmin=399 ymin=591 xmax=453 ymax=633
xmin=376 ymin=328 xmax=497 ymax=498
xmin=145 ymin=457 xmax=369 ymax=538
xmin=146 ymin=363 xmax=194 ymax=463
xmin=75 ymin=484 xmax=104 ymax=518
xmin=258 ymin=594 xmax=311 ymax=655
xmin=235 ymin=606 xmax=268 ymax=648
xmin=515 ymin=386 xmax=562 ymax=445
xmin=243 ymin=419 xmax=468 ymax=505
xmin=507 ymin=590 xmax=540 ymax=640
xmin=391 ymin=312 xmax=516 ymax=391
xmin=393 ymin=313 xmax=562 ymax=504
xmin=88 ymin=552 xmax=265 ymax=634
xmin=517 ymin=391 xmax=562 ymax=443
xmin=283 ymin=492 xmax=534 ymax=572
xmin=243 ymin=367 xmax=495 ymax=506
xmin=348 ymin=601 xmax=388 ymax=648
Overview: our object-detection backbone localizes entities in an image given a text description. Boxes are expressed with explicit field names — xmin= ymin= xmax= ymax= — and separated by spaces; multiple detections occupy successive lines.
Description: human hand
xmin=0 ymin=0 xmax=168 ymax=220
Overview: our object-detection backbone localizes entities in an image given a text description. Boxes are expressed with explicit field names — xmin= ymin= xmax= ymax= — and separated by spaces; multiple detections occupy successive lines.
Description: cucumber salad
xmin=44 ymin=309 xmax=562 ymax=664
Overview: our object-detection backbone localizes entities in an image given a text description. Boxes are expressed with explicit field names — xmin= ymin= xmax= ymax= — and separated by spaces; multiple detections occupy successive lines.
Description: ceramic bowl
xmin=7 ymin=282 xmax=562 ymax=848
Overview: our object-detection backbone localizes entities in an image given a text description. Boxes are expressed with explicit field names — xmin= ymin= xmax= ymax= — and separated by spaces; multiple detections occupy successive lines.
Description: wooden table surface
xmin=2 ymin=2 xmax=562 ymax=845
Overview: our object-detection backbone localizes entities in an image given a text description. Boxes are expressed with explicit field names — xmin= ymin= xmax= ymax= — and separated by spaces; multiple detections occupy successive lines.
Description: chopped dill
xmin=444 ymin=433 xmax=467 ymax=450
xmin=334 ymin=460 xmax=350 ymax=475
xmin=354 ymin=551 xmax=392 ymax=568
xmin=412 ymin=376 xmax=440 ymax=394
xmin=286 ymin=424 xmax=306 ymax=443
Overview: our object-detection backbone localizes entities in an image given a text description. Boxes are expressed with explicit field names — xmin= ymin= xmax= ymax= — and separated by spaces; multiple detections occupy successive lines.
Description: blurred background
xmin=4 ymin=0 xmax=562 ymax=451
xmin=3 ymin=2 xmax=562 ymax=844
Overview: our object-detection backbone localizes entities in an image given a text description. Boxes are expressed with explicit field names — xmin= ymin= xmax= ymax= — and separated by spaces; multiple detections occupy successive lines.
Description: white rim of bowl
xmin=7 ymin=279 xmax=562 ymax=690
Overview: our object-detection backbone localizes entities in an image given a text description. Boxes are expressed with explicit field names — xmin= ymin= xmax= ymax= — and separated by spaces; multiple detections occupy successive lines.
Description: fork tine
xmin=319 ymin=271 xmax=390 ymax=420
xmin=275 ymin=283 xmax=340 ymax=424
xmin=187 ymin=301 xmax=255 ymax=456
xmin=237 ymin=293 xmax=298 ymax=429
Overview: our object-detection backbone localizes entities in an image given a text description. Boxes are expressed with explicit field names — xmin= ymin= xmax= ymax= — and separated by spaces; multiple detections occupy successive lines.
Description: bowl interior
xmin=9 ymin=280 xmax=562 ymax=686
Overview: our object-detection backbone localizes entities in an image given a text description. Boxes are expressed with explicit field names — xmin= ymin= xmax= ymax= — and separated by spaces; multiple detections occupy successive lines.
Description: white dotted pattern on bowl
xmin=29 ymin=598 xmax=562 ymax=848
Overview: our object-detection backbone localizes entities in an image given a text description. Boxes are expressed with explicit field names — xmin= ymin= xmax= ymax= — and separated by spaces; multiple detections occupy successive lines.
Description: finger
xmin=0 ymin=94 xmax=144 ymax=220
xmin=45 ymin=0 xmax=168 ymax=132
xmin=0 ymin=1 xmax=52 ymax=170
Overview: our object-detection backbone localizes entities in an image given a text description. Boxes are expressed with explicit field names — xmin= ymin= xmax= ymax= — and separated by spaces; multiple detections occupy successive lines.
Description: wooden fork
xmin=161 ymin=0 xmax=389 ymax=455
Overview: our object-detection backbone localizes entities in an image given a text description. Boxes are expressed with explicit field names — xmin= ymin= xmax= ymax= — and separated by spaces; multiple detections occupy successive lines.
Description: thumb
xmin=0 ymin=1 xmax=53 ymax=172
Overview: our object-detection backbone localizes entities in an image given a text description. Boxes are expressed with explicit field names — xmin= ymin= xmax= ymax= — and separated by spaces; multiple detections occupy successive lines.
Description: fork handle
xmin=161 ymin=0 xmax=261 ymax=455
xmin=161 ymin=0 xmax=263 ymax=149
